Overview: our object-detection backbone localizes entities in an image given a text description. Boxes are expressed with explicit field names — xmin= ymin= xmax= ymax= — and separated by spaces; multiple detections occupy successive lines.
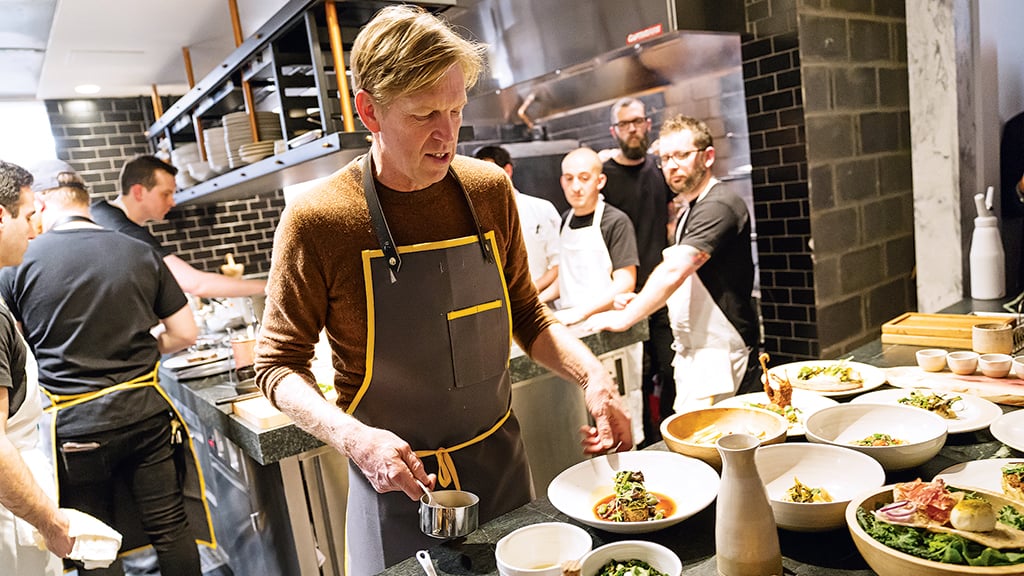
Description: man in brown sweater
xmin=254 ymin=6 xmax=632 ymax=573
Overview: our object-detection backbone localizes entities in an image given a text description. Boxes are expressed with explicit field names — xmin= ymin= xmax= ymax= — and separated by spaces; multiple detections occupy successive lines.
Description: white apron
xmin=0 ymin=345 xmax=63 ymax=576
xmin=666 ymin=187 xmax=749 ymax=412
xmin=557 ymin=199 xmax=613 ymax=309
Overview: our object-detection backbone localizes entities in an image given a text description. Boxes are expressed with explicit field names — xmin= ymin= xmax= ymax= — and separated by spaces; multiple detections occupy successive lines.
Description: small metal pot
xmin=419 ymin=489 xmax=479 ymax=539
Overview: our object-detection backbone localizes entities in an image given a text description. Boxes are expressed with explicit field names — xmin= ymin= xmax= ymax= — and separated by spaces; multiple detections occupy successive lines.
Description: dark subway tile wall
xmin=743 ymin=0 xmax=914 ymax=362
xmin=45 ymin=97 xmax=281 ymax=276
xmin=744 ymin=3 xmax=814 ymax=363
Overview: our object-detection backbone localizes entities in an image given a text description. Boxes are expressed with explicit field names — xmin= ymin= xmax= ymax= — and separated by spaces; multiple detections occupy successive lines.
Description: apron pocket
xmin=59 ymin=442 xmax=110 ymax=486
xmin=447 ymin=300 xmax=508 ymax=388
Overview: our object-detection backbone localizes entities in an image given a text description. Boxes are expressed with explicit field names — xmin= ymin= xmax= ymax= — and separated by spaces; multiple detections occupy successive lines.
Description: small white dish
xmin=946 ymin=350 xmax=979 ymax=375
xmin=915 ymin=348 xmax=947 ymax=372
xmin=979 ymin=353 xmax=1013 ymax=378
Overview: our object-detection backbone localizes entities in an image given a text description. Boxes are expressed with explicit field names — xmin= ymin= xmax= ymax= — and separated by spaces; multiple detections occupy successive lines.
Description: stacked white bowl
xmin=223 ymin=112 xmax=253 ymax=169
xmin=170 ymin=143 xmax=201 ymax=189
xmin=204 ymin=126 xmax=229 ymax=174
xmin=223 ymin=111 xmax=283 ymax=168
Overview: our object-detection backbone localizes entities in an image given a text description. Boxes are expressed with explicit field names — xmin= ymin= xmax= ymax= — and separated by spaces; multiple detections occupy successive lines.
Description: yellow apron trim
xmin=351 ymin=231 xmax=510 ymax=414
xmin=447 ymin=299 xmax=502 ymax=320
xmin=42 ymin=362 xmax=218 ymax=550
xmin=414 ymin=408 xmax=511 ymax=491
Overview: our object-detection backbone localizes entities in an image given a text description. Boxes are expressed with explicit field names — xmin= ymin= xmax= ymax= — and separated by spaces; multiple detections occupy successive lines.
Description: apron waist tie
xmin=42 ymin=363 xmax=161 ymax=411
xmin=414 ymin=408 xmax=511 ymax=491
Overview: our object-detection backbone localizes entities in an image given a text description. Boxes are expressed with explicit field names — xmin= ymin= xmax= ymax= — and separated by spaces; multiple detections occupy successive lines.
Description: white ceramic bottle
xmin=970 ymin=192 xmax=1005 ymax=300
xmin=715 ymin=433 xmax=783 ymax=576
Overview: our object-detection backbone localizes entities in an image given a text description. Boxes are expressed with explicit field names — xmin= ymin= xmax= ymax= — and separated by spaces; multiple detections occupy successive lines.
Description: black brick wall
xmin=45 ymin=97 xmax=281 ymax=276
xmin=743 ymin=0 xmax=914 ymax=361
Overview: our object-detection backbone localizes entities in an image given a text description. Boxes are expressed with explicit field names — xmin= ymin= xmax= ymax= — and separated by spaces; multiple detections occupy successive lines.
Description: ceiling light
xmin=74 ymin=84 xmax=101 ymax=95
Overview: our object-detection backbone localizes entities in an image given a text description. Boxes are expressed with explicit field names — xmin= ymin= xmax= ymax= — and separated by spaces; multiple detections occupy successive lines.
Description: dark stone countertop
xmin=383 ymin=329 xmax=1024 ymax=576
xmin=160 ymin=321 xmax=649 ymax=466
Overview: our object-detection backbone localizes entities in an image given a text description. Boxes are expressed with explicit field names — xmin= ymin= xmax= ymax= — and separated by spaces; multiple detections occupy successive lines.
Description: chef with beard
xmin=586 ymin=114 xmax=761 ymax=410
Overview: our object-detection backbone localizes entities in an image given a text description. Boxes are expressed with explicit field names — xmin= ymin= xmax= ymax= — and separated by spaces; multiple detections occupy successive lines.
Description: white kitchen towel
xmin=32 ymin=508 xmax=122 ymax=570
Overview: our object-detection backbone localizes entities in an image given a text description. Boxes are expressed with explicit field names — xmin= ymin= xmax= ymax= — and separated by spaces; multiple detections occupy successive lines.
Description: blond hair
xmin=350 ymin=5 xmax=485 ymax=107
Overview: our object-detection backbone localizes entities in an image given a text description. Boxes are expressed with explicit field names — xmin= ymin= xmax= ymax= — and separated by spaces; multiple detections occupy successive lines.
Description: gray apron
xmin=345 ymin=155 xmax=533 ymax=575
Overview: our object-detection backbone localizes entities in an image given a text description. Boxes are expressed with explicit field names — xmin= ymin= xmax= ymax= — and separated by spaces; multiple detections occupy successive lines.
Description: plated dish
xmin=714 ymin=389 xmax=838 ymax=437
xmin=851 ymin=388 xmax=1003 ymax=435
xmin=934 ymin=458 xmax=1024 ymax=498
xmin=546 ymin=450 xmax=719 ymax=534
xmin=766 ymin=360 xmax=886 ymax=398
xmin=162 ymin=349 xmax=231 ymax=371
xmin=991 ymin=410 xmax=1024 ymax=454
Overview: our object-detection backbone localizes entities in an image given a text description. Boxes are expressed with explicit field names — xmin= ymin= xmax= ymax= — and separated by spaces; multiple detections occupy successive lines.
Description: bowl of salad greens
xmin=580 ymin=541 xmax=681 ymax=576
xmin=846 ymin=481 xmax=1024 ymax=575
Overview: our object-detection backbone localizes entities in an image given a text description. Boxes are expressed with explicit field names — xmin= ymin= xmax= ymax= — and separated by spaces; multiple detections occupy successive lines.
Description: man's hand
xmin=39 ymin=509 xmax=74 ymax=558
xmin=579 ymin=378 xmax=633 ymax=453
xmin=583 ymin=310 xmax=634 ymax=333
xmin=344 ymin=424 xmax=436 ymax=501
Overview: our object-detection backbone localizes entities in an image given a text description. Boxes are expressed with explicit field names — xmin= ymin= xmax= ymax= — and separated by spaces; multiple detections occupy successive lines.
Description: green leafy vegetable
xmin=596 ymin=559 xmax=668 ymax=576
xmin=856 ymin=507 xmax=1024 ymax=566
xmin=1000 ymin=505 xmax=1024 ymax=530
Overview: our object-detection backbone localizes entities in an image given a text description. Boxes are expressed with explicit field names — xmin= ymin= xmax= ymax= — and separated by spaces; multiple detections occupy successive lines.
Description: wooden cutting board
xmin=886 ymin=365 xmax=1024 ymax=406
xmin=232 ymin=396 xmax=291 ymax=429
xmin=881 ymin=312 xmax=1016 ymax=349
xmin=231 ymin=387 xmax=338 ymax=430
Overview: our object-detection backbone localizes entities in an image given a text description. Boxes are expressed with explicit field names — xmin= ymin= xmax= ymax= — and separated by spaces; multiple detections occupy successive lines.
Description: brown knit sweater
xmin=255 ymin=154 xmax=555 ymax=407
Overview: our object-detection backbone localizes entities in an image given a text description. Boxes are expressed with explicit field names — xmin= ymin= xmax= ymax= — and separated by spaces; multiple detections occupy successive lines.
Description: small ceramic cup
xmin=979 ymin=353 xmax=1013 ymax=378
xmin=1013 ymin=356 xmax=1024 ymax=379
xmin=946 ymin=351 xmax=979 ymax=375
xmin=972 ymin=323 xmax=1014 ymax=355
xmin=915 ymin=349 xmax=948 ymax=372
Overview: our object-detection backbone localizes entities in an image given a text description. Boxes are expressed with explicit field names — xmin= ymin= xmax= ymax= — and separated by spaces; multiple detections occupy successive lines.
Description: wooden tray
xmin=881 ymin=312 xmax=1016 ymax=349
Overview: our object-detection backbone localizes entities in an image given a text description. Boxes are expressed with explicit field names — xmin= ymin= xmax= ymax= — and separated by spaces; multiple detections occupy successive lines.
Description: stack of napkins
xmin=33 ymin=508 xmax=122 ymax=569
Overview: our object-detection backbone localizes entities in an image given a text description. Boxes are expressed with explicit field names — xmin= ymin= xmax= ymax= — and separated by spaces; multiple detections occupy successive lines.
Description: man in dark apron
xmin=0 ymin=166 xmax=213 ymax=576
xmin=254 ymin=6 xmax=633 ymax=575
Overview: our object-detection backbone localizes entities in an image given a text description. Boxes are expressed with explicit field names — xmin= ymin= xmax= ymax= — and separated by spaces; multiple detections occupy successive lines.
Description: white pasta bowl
xmin=546 ymin=450 xmax=719 ymax=534
xmin=580 ymin=541 xmax=682 ymax=576
xmin=660 ymin=406 xmax=788 ymax=470
xmin=804 ymin=403 xmax=947 ymax=471
xmin=755 ymin=443 xmax=885 ymax=532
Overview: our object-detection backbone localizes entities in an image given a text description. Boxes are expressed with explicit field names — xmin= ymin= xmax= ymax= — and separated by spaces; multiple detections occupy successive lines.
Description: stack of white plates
xmin=239 ymin=141 xmax=276 ymax=164
xmin=223 ymin=112 xmax=253 ymax=169
xmin=222 ymin=111 xmax=284 ymax=169
xmin=255 ymin=111 xmax=283 ymax=142
xmin=204 ymin=126 xmax=229 ymax=174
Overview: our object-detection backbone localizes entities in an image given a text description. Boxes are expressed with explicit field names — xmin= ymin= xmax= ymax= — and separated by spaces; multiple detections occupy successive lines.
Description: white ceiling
xmin=0 ymin=0 xmax=290 ymax=101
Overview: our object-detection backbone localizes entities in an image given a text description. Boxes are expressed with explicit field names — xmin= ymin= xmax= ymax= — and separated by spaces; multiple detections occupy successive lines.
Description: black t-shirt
xmin=0 ymin=228 xmax=188 ymax=435
xmin=90 ymin=199 xmax=172 ymax=256
xmin=562 ymin=203 xmax=640 ymax=272
xmin=0 ymin=302 xmax=27 ymax=418
xmin=601 ymin=155 xmax=672 ymax=287
xmin=677 ymin=182 xmax=759 ymax=348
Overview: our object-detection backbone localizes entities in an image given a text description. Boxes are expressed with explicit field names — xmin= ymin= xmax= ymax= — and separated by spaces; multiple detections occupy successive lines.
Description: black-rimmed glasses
xmin=612 ymin=117 xmax=648 ymax=131
xmin=657 ymin=148 xmax=705 ymax=169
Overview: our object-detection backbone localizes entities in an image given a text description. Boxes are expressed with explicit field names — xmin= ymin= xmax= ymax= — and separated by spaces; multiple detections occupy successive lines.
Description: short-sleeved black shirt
xmin=601 ymin=155 xmax=672 ymax=288
xmin=0 ymin=302 xmax=27 ymax=418
xmin=0 ymin=228 xmax=188 ymax=435
xmin=90 ymin=200 xmax=172 ymax=256
xmin=677 ymin=182 xmax=758 ymax=348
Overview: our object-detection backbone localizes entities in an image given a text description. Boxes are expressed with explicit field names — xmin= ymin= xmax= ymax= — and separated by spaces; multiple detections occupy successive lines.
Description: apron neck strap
xmin=360 ymin=153 xmax=494 ymax=283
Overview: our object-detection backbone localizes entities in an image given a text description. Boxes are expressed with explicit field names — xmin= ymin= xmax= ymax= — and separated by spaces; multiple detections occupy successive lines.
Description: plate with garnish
xmin=851 ymin=388 xmax=1003 ymax=434
xmin=766 ymin=360 xmax=886 ymax=398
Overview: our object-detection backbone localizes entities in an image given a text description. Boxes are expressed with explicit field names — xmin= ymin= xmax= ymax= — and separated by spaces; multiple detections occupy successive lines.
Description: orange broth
xmin=592 ymin=492 xmax=675 ymax=521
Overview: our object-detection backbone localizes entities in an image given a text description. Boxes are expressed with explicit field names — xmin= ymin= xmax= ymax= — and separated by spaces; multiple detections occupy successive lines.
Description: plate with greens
xmin=766 ymin=360 xmax=886 ymax=398
xmin=852 ymin=388 xmax=1002 ymax=434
